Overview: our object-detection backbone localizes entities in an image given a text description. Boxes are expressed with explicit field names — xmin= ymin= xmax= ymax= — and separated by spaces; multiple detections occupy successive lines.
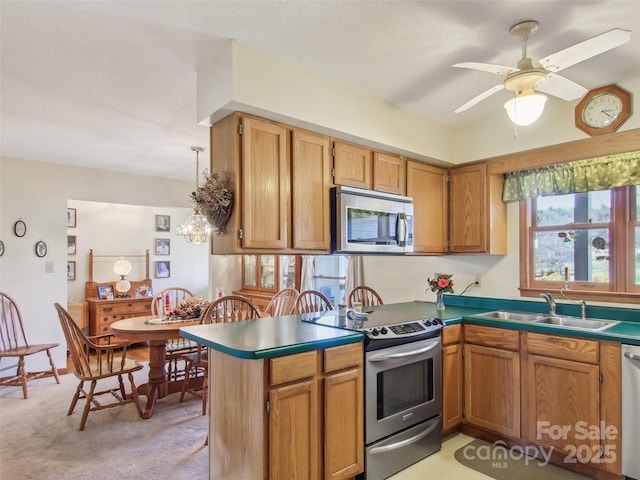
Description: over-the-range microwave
xmin=331 ymin=186 xmax=413 ymax=254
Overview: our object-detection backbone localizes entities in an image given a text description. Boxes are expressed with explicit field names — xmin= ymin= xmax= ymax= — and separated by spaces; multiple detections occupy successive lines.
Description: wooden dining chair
xmin=151 ymin=287 xmax=196 ymax=382
xmin=294 ymin=290 xmax=334 ymax=314
xmin=0 ymin=291 xmax=60 ymax=399
xmin=54 ymin=303 xmax=143 ymax=430
xmin=264 ymin=288 xmax=300 ymax=317
xmin=180 ymin=295 xmax=261 ymax=415
xmin=347 ymin=285 xmax=384 ymax=308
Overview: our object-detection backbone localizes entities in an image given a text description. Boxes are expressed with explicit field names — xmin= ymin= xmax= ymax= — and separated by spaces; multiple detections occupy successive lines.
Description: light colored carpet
xmin=0 ymin=365 xmax=208 ymax=480
xmin=454 ymin=438 xmax=594 ymax=480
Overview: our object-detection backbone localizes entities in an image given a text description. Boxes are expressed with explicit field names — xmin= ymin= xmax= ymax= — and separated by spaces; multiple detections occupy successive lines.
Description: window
xmin=520 ymin=185 xmax=639 ymax=302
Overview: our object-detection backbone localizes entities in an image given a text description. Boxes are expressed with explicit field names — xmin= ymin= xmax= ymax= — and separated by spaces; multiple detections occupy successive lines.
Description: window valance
xmin=502 ymin=150 xmax=640 ymax=202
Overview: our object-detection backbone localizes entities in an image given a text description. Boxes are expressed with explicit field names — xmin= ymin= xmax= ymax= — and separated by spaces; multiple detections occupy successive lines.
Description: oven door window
xmin=347 ymin=207 xmax=412 ymax=246
xmin=376 ymin=358 xmax=434 ymax=419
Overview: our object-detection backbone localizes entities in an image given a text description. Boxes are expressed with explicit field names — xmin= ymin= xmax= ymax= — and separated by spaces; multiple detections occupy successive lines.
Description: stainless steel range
xmin=302 ymin=308 xmax=443 ymax=480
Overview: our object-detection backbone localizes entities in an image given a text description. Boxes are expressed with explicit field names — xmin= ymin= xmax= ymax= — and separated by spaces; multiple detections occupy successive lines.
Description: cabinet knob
xmin=102 ymin=307 xmax=113 ymax=313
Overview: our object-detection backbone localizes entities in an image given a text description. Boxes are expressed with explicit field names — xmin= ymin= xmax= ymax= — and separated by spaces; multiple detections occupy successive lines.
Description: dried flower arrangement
xmin=167 ymin=296 xmax=211 ymax=319
xmin=191 ymin=173 xmax=234 ymax=235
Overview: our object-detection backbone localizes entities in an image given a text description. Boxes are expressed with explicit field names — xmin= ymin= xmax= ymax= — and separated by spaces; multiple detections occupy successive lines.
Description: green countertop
xmin=180 ymin=297 xmax=640 ymax=360
xmin=180 ymin=314 xmax=363 ymax=359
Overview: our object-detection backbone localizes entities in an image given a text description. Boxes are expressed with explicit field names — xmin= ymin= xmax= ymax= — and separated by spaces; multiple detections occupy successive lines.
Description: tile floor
xmin=389 ymin=433 xmax=492 ymax=480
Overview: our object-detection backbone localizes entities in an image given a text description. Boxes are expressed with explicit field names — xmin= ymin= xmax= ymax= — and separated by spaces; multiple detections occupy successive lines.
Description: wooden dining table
xmin=110 ymin=314 xmax=201 ymax=419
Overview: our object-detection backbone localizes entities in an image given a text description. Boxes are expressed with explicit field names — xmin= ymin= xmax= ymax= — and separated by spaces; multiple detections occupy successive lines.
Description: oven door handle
xmin=396 ymin=213 xmax=408 ymax=247
xmin=368 ymin=420 xmax=440 ymax=455
xmin=368 ymin=341 xmax=439 ymax=361
xmin=624 ymin=351 xmax=640 ymax=361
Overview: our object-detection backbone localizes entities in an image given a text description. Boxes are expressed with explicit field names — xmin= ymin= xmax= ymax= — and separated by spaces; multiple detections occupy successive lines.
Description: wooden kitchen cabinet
xmin=406 ymin=160 xmax=448 ymax=254
xmin=292 ymin=129 xmax=332 ymax=250
xmin=332 ymin=141 xmax=372 ymax=189
xmin=463 ymin=324 xmax=520 ymax=438
xmin=210 ymin=342 xmax=364 ymax=480
xmin=372 ymin=152 xmax=406 ymax=195
xmin=449 ymin=162 xmax=506 ymax=254
xmin=210 ymin=114 xmax=331 ymax=254
xmin=522 ymin=332 xmax=622 ymax=475
xmin=441 ymin=324 xmax=463 ymax=435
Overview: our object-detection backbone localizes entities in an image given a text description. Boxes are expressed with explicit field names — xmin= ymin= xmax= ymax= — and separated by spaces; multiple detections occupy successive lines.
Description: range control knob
xmin=424 ymin=319 xmax=433 ymax=326
xmin=371 ymin=328 xmax=380 ymax=336
xmin=380 ymin=327 xmax=388 ymax=335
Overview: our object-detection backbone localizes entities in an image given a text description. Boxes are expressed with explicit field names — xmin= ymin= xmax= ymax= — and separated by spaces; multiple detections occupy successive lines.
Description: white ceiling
xmin=2 ymin=1 xmax=640 ymax=181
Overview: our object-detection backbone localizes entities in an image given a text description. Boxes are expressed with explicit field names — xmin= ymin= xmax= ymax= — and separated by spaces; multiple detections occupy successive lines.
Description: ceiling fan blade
xmin=454 ymin=84 xmax=505 ymax=113
xmin=453 ymin=62 xmax=519 ymax=75
xmin=539 ymin=28 xmax=631 ymax=72
xmin=536 ymin=73 xmax=588 ymax=101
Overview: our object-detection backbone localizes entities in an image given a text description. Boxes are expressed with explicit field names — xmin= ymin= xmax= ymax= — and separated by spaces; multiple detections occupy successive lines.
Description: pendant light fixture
xmin=176 ymin=146 xmax=212 ymax=244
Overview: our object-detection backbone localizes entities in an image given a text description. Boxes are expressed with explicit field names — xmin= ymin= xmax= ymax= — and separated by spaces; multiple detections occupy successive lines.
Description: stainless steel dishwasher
xmin=622 ymin=344 xmax=640 ymax=479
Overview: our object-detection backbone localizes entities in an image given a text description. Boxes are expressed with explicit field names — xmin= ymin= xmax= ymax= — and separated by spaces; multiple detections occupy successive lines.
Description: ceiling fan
xmin=453 ymin=21 xmax=631 ymax=125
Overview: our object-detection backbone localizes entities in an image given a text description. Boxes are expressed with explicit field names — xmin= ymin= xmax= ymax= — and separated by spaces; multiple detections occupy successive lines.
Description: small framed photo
xmin=155 ymin=214 xmax=170 ymax=232
xmin=67 ymin=208 xmax=77 ymax=228
xmin=97 ymin=284 xmax=114 ymax=300
xmin=35 ymin=240 xmax=47 ymax=258
xmin=67 ymin=235 xmax=77 ymax=255
xmin=67 ymin=261 xmax=76 ymax=281
xmin=155 ymin=260 xmax=170 ymax=278
xmin=155 ymin=238 xmax=170 ymax=255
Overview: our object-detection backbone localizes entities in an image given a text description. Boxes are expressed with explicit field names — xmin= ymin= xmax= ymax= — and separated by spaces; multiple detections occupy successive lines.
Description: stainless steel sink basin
xmin=471 ymin=310 xmax=545 ymax=322
xmin=535 ymin=316 xmax=619 ymax=331
xmin=471 ymin=310 xmax=619 ymax=331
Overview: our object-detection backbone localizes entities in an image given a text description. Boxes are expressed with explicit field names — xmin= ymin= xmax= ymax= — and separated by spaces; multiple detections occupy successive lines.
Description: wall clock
xmin=575 ymin=84 xmax=632 ymax=136
xmin=0 ymin=240 xmax=4 ymax=257
xmin=14 ymin=220 xmax=26 ymax=237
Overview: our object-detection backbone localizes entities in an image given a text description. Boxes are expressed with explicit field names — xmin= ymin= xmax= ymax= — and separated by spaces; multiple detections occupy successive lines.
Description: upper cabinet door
xmin=407 ymin=161 xmax=448 ymax=254
xmin=241 ymin=117 xmax=290 ymax=249
xmin=332 ymin=141 xmax=372 ymax=189
xmin=292 ymin=129 xmax=331 ymax=251
xmin=373 ymin=152 xmax=406 ymax=195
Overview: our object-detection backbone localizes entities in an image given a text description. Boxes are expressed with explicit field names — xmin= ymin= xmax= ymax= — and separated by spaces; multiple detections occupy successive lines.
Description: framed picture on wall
xmin=155 ymin=260 xmax=170 ymax=278
xmin=67 ymin=208 xmax=77 ymax=228
xmin=67 ymin=261 xmax=76 ymax=281
xmin=67 ymin=235 xmax=77 ymax=255
xmin=155 ymin=238 xmax=170 ymax=255
xmin=155 ymin=215 xmax=170 ymax=232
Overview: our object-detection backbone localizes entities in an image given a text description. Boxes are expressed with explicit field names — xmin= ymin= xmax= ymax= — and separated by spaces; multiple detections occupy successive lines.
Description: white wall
xmin=66 ymin=199 xmax=209 ymax=301
xmin=0 ymin=157 xmax=211 ymax=371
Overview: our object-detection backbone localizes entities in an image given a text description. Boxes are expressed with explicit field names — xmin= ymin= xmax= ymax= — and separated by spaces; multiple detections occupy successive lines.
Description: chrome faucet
xmin=579 ymin=300 xmax=588 ymax=319
xmin=540 ymin=293 xmax=556 ymax=316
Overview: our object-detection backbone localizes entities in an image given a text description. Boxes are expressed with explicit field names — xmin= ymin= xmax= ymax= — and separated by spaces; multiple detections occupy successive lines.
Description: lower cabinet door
xmin=324 ymin=368 xmax=364 ymax=480
xmin=442 ymin=343 xmax=463 ymax=432
xmin=269 ymin=379 xmax=321 ymax=480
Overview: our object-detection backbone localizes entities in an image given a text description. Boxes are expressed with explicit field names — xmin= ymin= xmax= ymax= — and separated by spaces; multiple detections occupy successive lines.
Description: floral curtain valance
xmin=502 ymin=150 xmax=640 ymax=202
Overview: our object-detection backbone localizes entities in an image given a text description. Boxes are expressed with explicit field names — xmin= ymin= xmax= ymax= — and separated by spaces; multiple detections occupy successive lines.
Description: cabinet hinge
xmin=238 ymin=124 xmax=243 ymax=135
xmin=447 ymin=240 xmax=451 ymax=248
xmin=446 ymin=175 xmax=451 ymax=182
xmin=266 ymin=400 xmax=270 ymax=413
xmin=238 ymin=228 xmax=244 ymax=239
xmin=331 ymin=168 xmax=335 ymax=178
xmin=461 ymin=346 xmax=464 ymax=358
xmin=331 ymin=147 xmax=335 ymax=157
xmin=599 ymin=372 xmax=603 ymax=384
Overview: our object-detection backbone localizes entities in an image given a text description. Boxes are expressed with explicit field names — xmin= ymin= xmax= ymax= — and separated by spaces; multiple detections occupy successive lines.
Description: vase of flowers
xmin=167 ymin=297 xmax=211 ymax=320
xmin=427 ymin=273 xmax=454 ymax=312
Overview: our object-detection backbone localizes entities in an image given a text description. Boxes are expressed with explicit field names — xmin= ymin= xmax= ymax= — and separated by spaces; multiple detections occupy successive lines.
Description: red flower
xmin=438 ymin=279 xmax=450 ymax=289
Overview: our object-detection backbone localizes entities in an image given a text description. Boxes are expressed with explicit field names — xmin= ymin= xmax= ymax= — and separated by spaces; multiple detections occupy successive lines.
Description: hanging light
xmin=176 ymin=146 xmax=212 ymax=244
xmin=504 ymin=89 xmax=547 ymax=126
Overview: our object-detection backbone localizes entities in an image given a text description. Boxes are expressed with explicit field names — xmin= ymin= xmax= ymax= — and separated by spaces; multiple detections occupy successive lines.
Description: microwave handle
xmin=397 ymin=213 xmax=408 ymax=247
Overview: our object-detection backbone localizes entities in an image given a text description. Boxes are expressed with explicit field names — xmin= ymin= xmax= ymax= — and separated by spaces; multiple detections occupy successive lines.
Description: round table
xmin=110 ymin=315 xmax=201 ymax=419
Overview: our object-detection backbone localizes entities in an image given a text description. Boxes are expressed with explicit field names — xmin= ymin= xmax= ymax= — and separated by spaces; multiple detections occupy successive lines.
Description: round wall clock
xmin=35 ymin=240 xmax=47 ymax=257
xmin=0 ymin=240 xmax=4 ymax=257
xmin=575 ymin=84 xmax=632 ymax=136
xmin=14 ymin=220 xmax=26 ymax=237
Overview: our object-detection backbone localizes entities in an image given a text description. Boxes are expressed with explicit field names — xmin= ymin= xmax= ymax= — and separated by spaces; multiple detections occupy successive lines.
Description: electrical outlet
xmin=474 ymin=275 xmax=481 ymax=288
xmin=45 ymin=261 xmax=55 ymax=273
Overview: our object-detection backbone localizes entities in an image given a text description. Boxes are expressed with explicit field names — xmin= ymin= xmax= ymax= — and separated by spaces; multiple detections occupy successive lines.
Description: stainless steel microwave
xmin=331 ymin=186 xmax=413 ymax=254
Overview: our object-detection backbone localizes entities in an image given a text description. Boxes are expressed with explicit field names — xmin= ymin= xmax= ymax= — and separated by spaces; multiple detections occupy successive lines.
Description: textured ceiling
xmin=2 ymin=1 xmax=639 ymax=180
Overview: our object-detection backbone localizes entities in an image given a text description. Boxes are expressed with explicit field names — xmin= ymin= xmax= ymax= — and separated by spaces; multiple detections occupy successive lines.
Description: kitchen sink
xmin=471 ymin=310 xmax=545 ymax=322
xmin=471 ymin=310 xmax=619 ymax=331
xmin=535 ymin=316 xmax=619 ymax=331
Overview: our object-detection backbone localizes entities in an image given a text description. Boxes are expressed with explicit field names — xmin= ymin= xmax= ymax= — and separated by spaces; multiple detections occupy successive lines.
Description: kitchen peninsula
xmin=181 ymin=297 xmax=640 ymax=480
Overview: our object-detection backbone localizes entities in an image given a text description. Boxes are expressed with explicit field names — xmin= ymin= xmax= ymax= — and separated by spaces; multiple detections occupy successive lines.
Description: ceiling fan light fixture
xmin=504 ymin=91 xmax=547 ymax=126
